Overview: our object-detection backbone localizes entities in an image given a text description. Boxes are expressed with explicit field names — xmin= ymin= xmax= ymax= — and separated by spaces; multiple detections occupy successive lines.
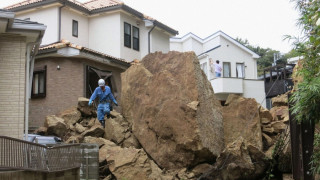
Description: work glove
xmin=88 ymin=100 xmax=93 ymax=106
xmin=115 ymin=103 xmax=118 ymax=106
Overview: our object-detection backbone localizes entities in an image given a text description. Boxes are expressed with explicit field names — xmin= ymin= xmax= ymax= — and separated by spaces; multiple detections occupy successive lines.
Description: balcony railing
xmin=0 ymin=136 xmax=81 ymax=172
xmin=210 ymin=77 xmax=244 ymax=94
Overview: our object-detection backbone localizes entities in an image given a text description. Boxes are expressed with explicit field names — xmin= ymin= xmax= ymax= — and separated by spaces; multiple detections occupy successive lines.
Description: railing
xmin=0 ymin=136 xmax=81 ymax=172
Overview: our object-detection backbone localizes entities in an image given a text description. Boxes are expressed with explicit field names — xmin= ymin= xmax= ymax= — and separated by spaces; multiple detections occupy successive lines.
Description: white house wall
xmin=243 ymin=80 xmax=266 ymax=107
xmin=88 ymin=12 xmax=121 ymax=58
xmin=15 ymin=6 xmax=59 ymax=45
xmin=170 ymin=41 xmax=183 ymax=52
xmin=191 ymin=39 xmax=203 ymax=55
xmin=61 ymin=8 xmax=89 ymax=47
xmin=203 ymin=36 xmax=220 ymax=52
xmin=208 ymin=36 xmax=257 ymax=79
xmin=120 ymin=13 xmax=143 ymax=61
xmin=151 ymin=28 xmax=170 ymax=54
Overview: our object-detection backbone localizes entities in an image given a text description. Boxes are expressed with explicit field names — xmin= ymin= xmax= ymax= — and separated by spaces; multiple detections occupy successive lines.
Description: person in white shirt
xmin=215 ymin=60 xmax=222 ymax=77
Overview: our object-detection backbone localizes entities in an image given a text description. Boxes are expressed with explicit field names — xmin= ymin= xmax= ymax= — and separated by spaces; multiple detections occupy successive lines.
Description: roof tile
xmin=39 ymin=40 xmax=129 ymax=64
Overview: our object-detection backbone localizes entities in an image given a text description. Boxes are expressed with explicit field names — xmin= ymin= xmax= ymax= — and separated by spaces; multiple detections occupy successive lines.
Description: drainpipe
xmin=148 ymin=25 xmax=156 ymax=54
xmin=25 ymin=33 xmax=44 ymax=141
xmin=58 ymin=4 xmax=65 ymax=41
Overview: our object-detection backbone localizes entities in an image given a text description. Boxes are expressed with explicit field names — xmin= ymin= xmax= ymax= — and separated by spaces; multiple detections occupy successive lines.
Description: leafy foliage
xmin=311 ymin=132 xmax=320 ymax=174
xmin=289 ymin=0 xmax=320 ymax=124
xmin=235 ymin=38 xmax=287 ymax=76
xmin=289 ymin=0 xmax=320 ymax=175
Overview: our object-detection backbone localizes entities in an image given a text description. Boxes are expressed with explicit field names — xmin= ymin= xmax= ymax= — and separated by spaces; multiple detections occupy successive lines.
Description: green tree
xmin=289 ymin=0 xmax=320 ymax=175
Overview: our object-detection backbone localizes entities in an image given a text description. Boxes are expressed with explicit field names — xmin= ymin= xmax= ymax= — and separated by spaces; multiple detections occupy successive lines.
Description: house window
xmin=72 ymin=20 xmax=78 ymax=37
xmin=236 ymin=63 xmax=245 ymax=78
xmin=124 ymin=22 xmax=131 ymax=48
xmin=223 ymin=62 xmax=231 ymax=77
xmin=133 ymin=26 xmax=139 ymax=51
xmin=31 ymin=66 xmax=46 ymax=98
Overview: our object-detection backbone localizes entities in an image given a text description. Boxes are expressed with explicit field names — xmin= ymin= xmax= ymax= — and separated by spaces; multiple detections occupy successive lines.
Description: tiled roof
xmin=82 ymin=0 xmax=123 ymax=10
xmin=6 ymin=0 xmax=123 ymax=11
xmin=5 ymin=0 xmax=43 ymax=10
xmin=39 ymin=40 xmax=129 ymax=65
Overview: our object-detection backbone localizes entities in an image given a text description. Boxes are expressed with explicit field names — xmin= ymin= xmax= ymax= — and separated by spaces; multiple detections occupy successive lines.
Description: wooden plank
xmin=301 ymin=120 xmax=315 ymax=180
xmin=288 ymin=93 xmax=303 ymax=179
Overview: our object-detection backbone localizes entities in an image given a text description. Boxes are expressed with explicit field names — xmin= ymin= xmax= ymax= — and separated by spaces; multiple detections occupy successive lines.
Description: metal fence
xmin=0 ymin=136 xmax=81 ymax=172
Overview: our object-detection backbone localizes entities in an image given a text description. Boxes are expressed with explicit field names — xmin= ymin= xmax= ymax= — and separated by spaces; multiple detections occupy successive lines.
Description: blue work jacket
xmin=89 ymin=86 xmax=117 ymax=104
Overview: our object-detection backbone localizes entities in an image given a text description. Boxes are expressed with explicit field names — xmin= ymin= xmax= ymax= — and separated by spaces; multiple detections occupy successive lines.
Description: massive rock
xmin=58 ymin=107 xmax=81 ymax=126
xmin=222 ymin=94 xmax=263 ymax=150
xmin=199 ymin=137 xmax=268 ymax=180
xmin=272 ymin=94 xmax=288 ymax=107
xmin=44 ymin=115 xmax=68 ymax=137
xmin=121 ymin=51 xmax=224 ymax=169
xmin=77 ymin=97 xmax=96 ymax=117
xmin=81 ymin=125 xmax=104 ymax=137
xmin=270 ymin=106 xmax=289 ymax=122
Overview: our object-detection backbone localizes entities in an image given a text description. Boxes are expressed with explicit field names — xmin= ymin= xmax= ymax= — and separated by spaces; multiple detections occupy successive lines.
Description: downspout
xmin=25 ymin=33 xmax=44 ymax=141
xmin=148 ymin=24 xmax=156 ymax=54
xmin=58 ymin=4 xmax=65 ymax=41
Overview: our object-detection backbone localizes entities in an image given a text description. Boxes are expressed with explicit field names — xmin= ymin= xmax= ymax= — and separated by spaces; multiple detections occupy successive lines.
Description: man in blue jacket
xmin=88 ymin=79 xmax=118 ymax=128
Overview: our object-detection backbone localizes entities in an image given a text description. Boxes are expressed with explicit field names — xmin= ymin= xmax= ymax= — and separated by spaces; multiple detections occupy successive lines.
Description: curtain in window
xmin=236 ymin=63 xmax=245 ymax=78
xmin=223 ymin=63 xmax=230 ymax=77
xmin=89 ymin=67 xmax=112 ymax=80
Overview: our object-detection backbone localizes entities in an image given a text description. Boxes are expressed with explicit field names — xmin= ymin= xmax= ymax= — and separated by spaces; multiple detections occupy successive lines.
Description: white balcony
xmin=210 ymin=78 xmax=243 ymax=94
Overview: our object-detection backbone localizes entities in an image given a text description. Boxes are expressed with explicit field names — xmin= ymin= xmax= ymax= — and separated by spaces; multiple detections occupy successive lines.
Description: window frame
xmin=236 ymin=63 xmax=245 ymax=78
xmin=72 ymin=20 xmax=78 ymax=37
xmin=132 ymin=26 xmax=140 ymax=51
xmin=223 ymin=62 xmax=231 ymax=77
xmin=31 ymin=66 xmax=46 ymax=98
xmin=124 ymin=22 xmax=131 ymax=48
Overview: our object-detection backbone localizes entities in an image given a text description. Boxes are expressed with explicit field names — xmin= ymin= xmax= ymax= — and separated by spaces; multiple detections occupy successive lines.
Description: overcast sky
xmin=1 ymin=0 xmax=301 ymax=53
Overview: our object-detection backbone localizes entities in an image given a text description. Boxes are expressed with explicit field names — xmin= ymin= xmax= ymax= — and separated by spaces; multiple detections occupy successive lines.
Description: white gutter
xmin=25 ymin=33 xmax=44 ymax=141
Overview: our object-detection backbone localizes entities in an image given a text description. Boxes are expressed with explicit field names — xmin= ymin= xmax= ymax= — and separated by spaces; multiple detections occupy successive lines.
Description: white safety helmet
xmin=98 ymin=79 xmax=105 ymax=86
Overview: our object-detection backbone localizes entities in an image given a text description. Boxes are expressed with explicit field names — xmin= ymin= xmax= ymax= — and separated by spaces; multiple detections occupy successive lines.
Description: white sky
xmin=0 ymin=0 xmax=302 ymax=53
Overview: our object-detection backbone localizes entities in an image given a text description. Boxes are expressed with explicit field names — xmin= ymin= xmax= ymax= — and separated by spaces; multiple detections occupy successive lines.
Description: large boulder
xmin=58 ymin=107 xmax=81 ymax=126
xmin=106 ymin=146 xmax=168 ymax=180
xmin=81 ymin=125 xmax=104 ymax=137
xmin=222 ymin=94 xmax=263 ymax=150
xmin=44 ymin=115 xmax=68 ymax=137
xmin=199 ymin=137 xmax=268 ymax=180
xmin=272 ymin=94 xmax=288 ymax=107
xmin=84 ymin=136 xmax=114 ymax=148
xmin=270 ymin=106 xmax=289 ymax=121
xmin=121 ymin=51 xmax=224 ymax=169
xmin=77 ymin=97 xmax=96 ymax=116
xmin=104 ymin=114 xmax=128 ymax=144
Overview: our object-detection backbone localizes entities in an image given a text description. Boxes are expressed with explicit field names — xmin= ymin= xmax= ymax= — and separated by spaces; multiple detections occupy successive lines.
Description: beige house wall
xmin=0 ymin=36 xmax=26 ymax=139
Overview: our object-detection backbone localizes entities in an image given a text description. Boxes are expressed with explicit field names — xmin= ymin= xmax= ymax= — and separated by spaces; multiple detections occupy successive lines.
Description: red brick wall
xmin=29 ymin=57 xmax=126 ymax=128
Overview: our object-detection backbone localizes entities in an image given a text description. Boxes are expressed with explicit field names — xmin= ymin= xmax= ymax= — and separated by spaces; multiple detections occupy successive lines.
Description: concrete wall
xmin=0 ymin=169 xmax=79 ymax=180
xmin=88 ymin=12 xmax=121 ymax=58
xmin=61 ymin=8 xmax=89 ymax=47
xmin=0 ymin=36 xmax=26 ymax=139
xmin=16 ymin=6 xmax=59 ymax=45
xmin=29 ymin=57 xmax=124 ymax=128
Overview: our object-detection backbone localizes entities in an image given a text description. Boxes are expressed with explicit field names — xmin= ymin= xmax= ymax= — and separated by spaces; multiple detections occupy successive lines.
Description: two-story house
xmin=170 ymin=31 xmax=266 ymax=107
xmin=5 ymin=0 xmax=178 ymax=129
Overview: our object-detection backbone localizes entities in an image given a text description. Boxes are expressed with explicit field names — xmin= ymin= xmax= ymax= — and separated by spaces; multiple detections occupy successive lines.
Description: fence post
xmin=288 ymin=93 xmax=315 ymax=180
